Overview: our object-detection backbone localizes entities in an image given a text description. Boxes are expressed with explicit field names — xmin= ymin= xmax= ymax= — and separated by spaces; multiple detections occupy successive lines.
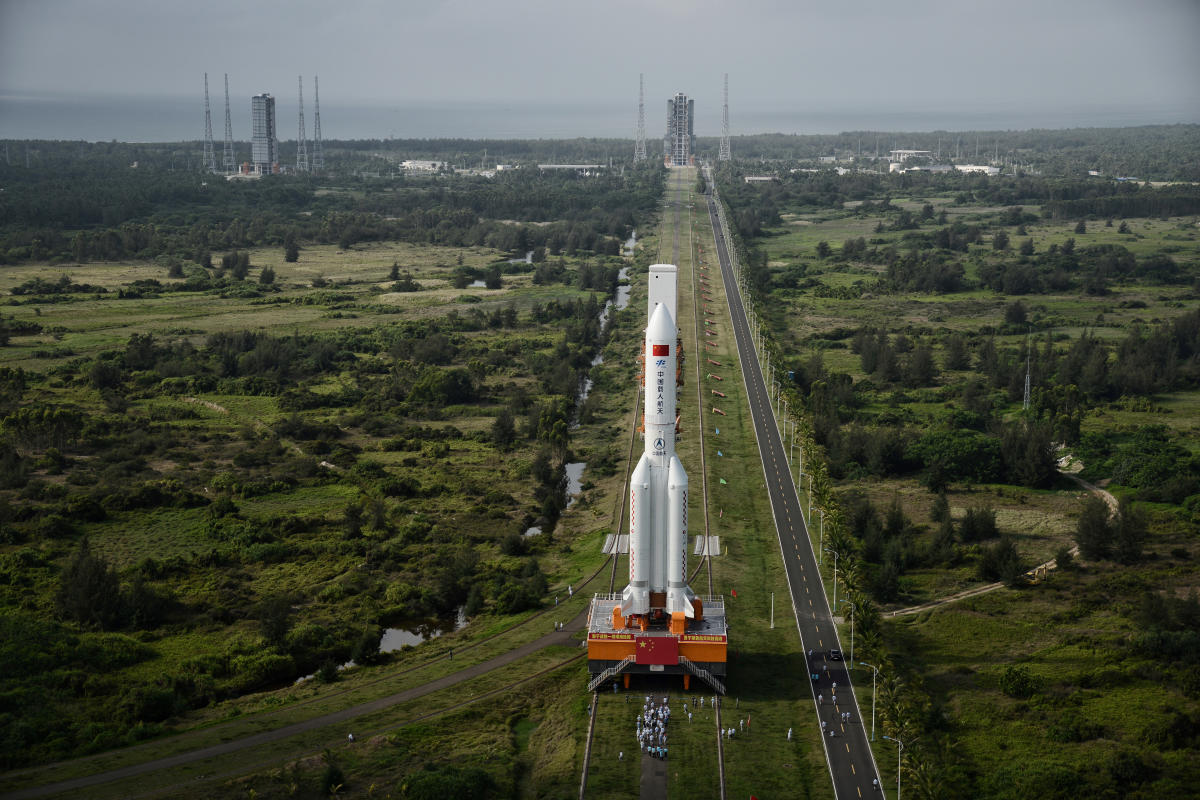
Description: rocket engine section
xmin=621 ymin=267 xmax=697 ymax=623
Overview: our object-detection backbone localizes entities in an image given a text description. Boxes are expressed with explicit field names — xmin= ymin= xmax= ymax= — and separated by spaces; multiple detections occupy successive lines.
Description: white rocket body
xmin=621 ymin=266 xmax=695 ymax=619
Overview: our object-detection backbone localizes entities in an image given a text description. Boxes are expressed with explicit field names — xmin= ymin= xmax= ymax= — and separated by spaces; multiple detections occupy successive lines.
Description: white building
xmin=889 ymin=149 xmax=931 ymax=162
xmin=401 ymin=160 xmax=444 ymax=171
xmin=954 ymin=164 xmax=1000 ymax=175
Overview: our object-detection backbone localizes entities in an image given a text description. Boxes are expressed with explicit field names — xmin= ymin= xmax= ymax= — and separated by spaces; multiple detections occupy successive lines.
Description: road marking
xmin=857 ymin=789 xmax=862 ymax=798
xmin=845 ymin=743 xmax=850 ymax=753
xmin=851 ymin=763 xmax=856 ymax=775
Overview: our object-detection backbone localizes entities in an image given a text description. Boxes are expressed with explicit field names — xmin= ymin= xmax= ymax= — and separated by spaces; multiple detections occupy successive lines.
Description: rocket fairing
xmin=621 ymin=267 xmax=696 ymax=620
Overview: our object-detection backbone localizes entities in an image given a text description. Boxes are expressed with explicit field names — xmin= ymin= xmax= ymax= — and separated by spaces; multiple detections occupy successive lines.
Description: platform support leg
xmin=623 ymin=673 xmax=631 ymax=689
xmin=684 ymin=674 xmax=690 ymax=690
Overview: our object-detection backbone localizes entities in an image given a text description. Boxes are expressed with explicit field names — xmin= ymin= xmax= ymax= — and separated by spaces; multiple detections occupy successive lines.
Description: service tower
xmin=250 ymin=93 xmax=277 ymax=174
xmin=665 ymin=93 xmax=694 ymax=167
xmin=586 ymin=264 xmax=727 ymax=693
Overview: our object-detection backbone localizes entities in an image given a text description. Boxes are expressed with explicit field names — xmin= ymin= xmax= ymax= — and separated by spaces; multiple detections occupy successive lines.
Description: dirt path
xmin=4 ymin=609 xmax=591 ymax=800
xmin=889 ymin=472 xmax=1116 ymax=618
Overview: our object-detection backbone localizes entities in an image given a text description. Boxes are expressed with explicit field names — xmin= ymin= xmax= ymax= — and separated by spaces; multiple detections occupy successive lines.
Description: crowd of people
xmin=635 ymin=695 xmax=672 ymax=759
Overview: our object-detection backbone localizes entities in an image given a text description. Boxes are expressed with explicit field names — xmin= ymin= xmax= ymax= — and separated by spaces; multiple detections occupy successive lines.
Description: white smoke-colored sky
xmin=2 ymin=0 xmax=1198 ymax=135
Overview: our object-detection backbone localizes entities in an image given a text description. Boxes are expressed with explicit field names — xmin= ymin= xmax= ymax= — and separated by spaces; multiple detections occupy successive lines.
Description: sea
xmin=0 ymin=92 xmax=1196 ymax=143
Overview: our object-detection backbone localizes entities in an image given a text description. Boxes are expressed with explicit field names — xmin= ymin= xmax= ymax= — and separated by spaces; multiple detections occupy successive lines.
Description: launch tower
xmin=665 ymin=93 xmax=694 ymax=167
xmin=586 ymin=265 xmax=727 ymax=693
xmin=251 ymin=93 xmax=277 ymax=174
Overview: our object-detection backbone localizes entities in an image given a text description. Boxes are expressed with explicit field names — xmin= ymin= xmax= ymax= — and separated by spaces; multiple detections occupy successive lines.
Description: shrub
xmin=959 ymin=506 xmax=998 ymax=542
xmin=999 ymin=664 xmax=1038 ymax=698
xmin=316 ymin=660 xmax=340 ymax=684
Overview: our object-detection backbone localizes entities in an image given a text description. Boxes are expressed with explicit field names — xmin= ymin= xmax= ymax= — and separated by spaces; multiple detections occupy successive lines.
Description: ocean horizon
xmin=1 ymin=91 xmax=1196 ymax=144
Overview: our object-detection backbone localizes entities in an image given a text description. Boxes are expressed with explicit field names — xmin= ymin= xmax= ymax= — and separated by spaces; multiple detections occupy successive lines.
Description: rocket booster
xmin=622 ymin=297 xmax=695 ymax=619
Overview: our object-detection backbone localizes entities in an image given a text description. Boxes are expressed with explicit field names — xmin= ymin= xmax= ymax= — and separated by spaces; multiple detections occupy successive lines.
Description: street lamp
xmin=859 ymin=661 xmax=878 ymax=741
xmin=807 ymin=473 xmax=813 ymax=522
xmin=882 ymin=735 xmax=908 ymax=800
xmin=818 ymin=508 xmax=824 ymax=564
xmin=844 ymin=601 xmax=856 ymax=665
xmin=825 ymin=547 xmax=839 ymax=613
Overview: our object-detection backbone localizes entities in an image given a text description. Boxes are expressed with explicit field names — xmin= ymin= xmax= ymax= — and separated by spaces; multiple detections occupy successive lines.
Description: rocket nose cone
xmin=648 ymin=303 xmax=675 ymax=342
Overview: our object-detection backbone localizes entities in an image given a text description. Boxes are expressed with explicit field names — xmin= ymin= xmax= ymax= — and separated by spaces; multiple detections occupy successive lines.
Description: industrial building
xmin=665 ymin=93 xmax=695 ymax=167
xmin=251 ymin=93 xmax=277 ymax=174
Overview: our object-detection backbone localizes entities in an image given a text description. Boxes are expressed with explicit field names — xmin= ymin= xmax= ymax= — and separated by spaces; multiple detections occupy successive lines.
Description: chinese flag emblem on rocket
xmin=635 ymin=635 xmax=679 ymax=665
xmin=652 ymin=344 xmax=669 ymax=356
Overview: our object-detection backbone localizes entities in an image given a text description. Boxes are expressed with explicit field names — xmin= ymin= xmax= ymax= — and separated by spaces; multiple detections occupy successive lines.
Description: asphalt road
xmin=705 ymin=190 xmax=884 ymax=800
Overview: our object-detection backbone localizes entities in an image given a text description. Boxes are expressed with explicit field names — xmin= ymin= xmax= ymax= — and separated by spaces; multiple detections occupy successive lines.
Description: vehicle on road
xmin=829 ymin=649 xmax=843 ymax=661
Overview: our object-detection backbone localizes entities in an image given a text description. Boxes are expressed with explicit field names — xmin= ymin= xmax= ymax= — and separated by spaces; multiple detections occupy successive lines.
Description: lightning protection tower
xmin=203 ymin=73 xmax=216 ymax=173
xmin=634 ymin=73 xmax=647 ymax=162
xmin=296 ymin=76 xmax=309 ymax=173
xmin=718 ymin=73 xmax=731 ymax=162
xmin=311 ymin=75 xmax=324 ymax=171
xmin=223 ymin=74 xmax=235 ymax=173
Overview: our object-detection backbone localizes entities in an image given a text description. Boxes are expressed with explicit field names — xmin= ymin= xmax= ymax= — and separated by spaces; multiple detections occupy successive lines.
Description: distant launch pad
xmin=586 ymin=264 xmax=728 ymax=693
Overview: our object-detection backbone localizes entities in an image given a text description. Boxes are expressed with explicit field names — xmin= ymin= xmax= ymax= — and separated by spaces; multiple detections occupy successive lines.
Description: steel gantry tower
xmin=665 ymin=92 xmax=694 ymax=167
xmin=634 ymin=73 xmax=647 ymax=162
xmin=296 ymin=75 xmax=309 ymax=173
xmin=311 ymin=75 xmax=324 ymax=171
xmin=203 ymin=73 xmax=217 ymax=172
xmin=222 ymin=74 xmax=235 ymax=173
xmin=719 ymin=73 xmax=731 ymax=162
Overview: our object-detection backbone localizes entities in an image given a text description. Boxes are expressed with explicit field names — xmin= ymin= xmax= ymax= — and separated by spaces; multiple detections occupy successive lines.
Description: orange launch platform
xmin=586 ymin=594 xmax=727 ymax=693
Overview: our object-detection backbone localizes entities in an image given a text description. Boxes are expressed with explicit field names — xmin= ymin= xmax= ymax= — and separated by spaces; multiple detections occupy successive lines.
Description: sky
xmin=1 ymin=0 xmax=1198 ymax=140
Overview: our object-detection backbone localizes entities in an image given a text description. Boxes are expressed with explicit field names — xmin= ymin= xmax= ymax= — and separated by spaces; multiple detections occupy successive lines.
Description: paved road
xmin=705 ymin=189 xmax=883 ymax=800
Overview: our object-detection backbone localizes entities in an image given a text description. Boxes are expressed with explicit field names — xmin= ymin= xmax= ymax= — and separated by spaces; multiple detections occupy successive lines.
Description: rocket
xmin=621 ymin=265 xmax=696 ymax=622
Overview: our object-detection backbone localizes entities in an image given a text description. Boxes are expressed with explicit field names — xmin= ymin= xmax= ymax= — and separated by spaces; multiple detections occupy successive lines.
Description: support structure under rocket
xmin=620 ymin=268 xmax=698 ymax=626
